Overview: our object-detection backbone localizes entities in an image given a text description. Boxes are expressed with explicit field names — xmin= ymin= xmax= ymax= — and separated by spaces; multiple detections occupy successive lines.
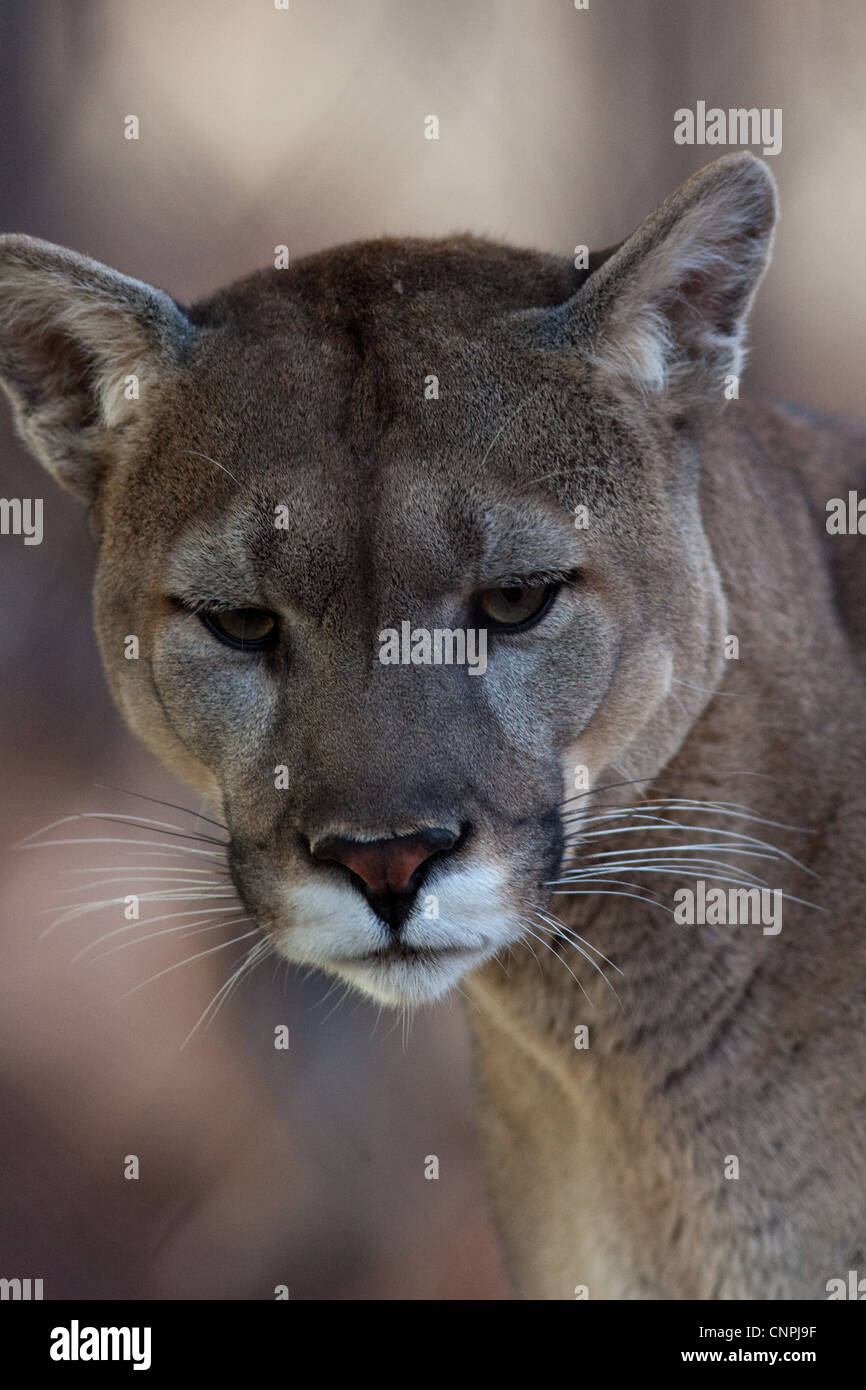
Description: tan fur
xmin=2 ymin=154 xmax=864 ymax=1298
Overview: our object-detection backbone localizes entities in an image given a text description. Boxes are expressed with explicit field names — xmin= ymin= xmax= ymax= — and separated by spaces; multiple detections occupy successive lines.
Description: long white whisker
xmin=627 ymin=797 xmax=811 ymax=834
xmin=75 ymin=907 xmax=247 ymax=961
xmin=518 ymin=934 xmax=545 ymax=979
xmin=558 ymin=859 xmax=770 ymax=886
xmin=531 ymin=909 xmax=624 ymax=1006
xmin=309 ymin=977 xmax=345 ymax=1012
xmin=557 ymin=769 xmax=781 ymax=813
xmin=51 ymin=887 xmax=236 ymax=912
xmin=564 ymin=820 xmax=815 ymax=875
xmin=180 ymin=936 xmax=270 ymax=1049
xmin=20 ymin=836 xmax=224 ymax=858
xmin=319 ymin=982 xmax=354 ymax=1026
xmin=579 ymin=842 xmax=806 ymax=867
xmin=517 ymin=921 xmax=593 ymax=1004
xmin=63 ymin=865 xmax=226 ymax=877
xmin=544 ymin=886 xmax=675 ymax=914
xmin=17 ymin=812 xmax=227 ymax=848
xmin=40 ymin=889 xmax=239 ymax=936
xmin=57 ymin=874 xmax=227 ymax=894
xmin=90 ymin=917 xmax=249 ymax=963
xmin=540 ymin=874 xmax=665 ymax=899
xmin=115 ymin=929 xmax=261 ymax=1001
xmin=523 ymin=903 xmax=623 ymax=974
xmin=551 ymin=866 xmax=821 ymax=910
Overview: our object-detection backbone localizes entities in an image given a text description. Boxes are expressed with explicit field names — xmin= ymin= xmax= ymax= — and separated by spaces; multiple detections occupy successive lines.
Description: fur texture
xmin=2 ymin=154 xmax=864 ymax=1298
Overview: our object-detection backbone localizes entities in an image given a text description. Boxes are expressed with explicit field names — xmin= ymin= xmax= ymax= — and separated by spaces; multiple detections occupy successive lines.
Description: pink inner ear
xmin=665 ymin=229 xmax=759 ymax=338
xmin=7 ymin=319 xmax=100 ymax=417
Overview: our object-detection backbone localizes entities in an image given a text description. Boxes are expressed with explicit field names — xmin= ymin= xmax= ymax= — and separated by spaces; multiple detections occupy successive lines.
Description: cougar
xmin=3 ymin=153 xmax=865 ymax=1300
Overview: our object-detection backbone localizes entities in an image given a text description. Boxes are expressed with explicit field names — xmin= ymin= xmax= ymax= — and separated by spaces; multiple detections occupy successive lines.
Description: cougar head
xmin=0 ymin=154 xmax=776 ymax=1005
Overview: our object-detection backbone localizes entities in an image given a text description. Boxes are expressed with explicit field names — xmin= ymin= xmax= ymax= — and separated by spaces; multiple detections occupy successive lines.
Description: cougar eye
xmin=477 ymin=581 xmax=558 ymax=631
xmin=200 ymin=608 xmax=278 ymax=650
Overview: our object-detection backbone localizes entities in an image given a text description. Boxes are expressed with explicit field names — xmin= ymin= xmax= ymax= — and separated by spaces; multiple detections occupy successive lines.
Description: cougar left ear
xmin=0 ymin=235 xmax=194 ymax=503
xmin=544 ymin=153 xmax=778 ymax=403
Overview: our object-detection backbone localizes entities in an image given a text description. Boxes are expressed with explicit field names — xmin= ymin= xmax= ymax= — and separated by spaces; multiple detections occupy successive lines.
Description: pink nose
xmin=311 ymin=827 xmax=458 ymax=896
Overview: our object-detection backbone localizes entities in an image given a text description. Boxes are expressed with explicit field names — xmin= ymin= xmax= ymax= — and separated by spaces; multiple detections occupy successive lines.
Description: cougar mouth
xmin=332 ymin=942 xmax=481 ymax=966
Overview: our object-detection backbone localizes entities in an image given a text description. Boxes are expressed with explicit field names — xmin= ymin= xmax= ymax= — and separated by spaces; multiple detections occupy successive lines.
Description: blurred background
xmin=1 ymin=0 xmax=864 ymax=1299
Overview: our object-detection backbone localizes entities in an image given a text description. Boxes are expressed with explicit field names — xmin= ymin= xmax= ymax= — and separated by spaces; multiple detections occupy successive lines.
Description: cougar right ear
xmin=0 ymin=235 xmax=194 ymax=503
xmin=522 ymin=154 xmax=777 ymax=407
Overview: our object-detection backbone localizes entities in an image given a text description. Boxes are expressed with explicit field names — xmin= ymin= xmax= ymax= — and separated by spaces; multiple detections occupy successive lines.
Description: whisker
xmin=557 ymin=769 xmax=782 ymax=813
xmin=57 ymin=848 xmax=227 ymax=862
xmin=626 ymin=797 xmax=811 ymax=834
xmin=543 ymin=886 xmax=675 ymax=914
xmin=518 ymin=935 xmax=545 ymax=979
xmin=92 ymin=782 xmax=228 ymax=832
xmin=319 ymin=981 xmax=355 ymax=1026
xmin=545 ymin=873 xmax=668 ymax=900
xmin=479 ymin=389 xmax=541 ymax=470
xmin=57 ymin=873 xmax=227 ymax=893
xmin=575 ymin=842 xmax=815 ymax=874
xmin=669 ymin=675 xmax=750 ymax=698
xmin=453 ymin=981 xmax=484 ymax=1015
xmin=561 ymin=846 xmax=782 ymax=882
xmin=115 ymin=929 xmax=262 ymax=1002
xmin=551 ymin=866 xmax=822 ymax=910
xmin=181 ymin=448 xmax=245 ymax=490
xmin=379 ymin=1006 xmax=405 ymax=1043
xmin=17 ymin=812 xmax=227 ymax=848
xmin=401 ymin=1002 xmax=417 ymax=1051
xmin=89 ymin=916 xmax=249 ymax=963
xmin=563 ymin=823 xmax=796 ymax=857
xmin=531 ymin=909 xmax=623 ymax=1006
xmin=564 ymin=804 xmax=813 ymax=849
xmin=180 ymin=936 xmax=271 ymax=1049
xmin=556 ymin=862 xmax=768 ymax=887
xmin=19 ymin=835 xmax=224 ymax=858
xmin=516 ymin=921 xmax=593 ymax=1005
xmin=75 ymin=906 xmax=247 ymax=961
xmin=309 ymin=977 xmax=346 ymax=1012
xmin=39 ymin=891 xmax=239 ymax=938
xmin=369 ymin=999 xmax=388 ymax=1039
xmin=523 ymin=904 xmax=623 ymax=974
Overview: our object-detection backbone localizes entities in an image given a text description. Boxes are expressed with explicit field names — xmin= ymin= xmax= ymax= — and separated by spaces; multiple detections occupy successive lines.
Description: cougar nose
xmin=310 ymin=826 xmax=460 ymax=930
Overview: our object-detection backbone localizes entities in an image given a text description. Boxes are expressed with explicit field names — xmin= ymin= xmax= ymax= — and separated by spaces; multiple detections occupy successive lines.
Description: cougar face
xmin=0 ymin=154 xmax=771 ymax=1006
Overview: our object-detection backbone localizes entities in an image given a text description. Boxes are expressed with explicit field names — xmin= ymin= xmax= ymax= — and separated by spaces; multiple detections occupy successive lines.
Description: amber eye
xmin=201 ymin=608 xmax=278 ymax=650
xmin=477 ymin=582 xmax=558 ymax=631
